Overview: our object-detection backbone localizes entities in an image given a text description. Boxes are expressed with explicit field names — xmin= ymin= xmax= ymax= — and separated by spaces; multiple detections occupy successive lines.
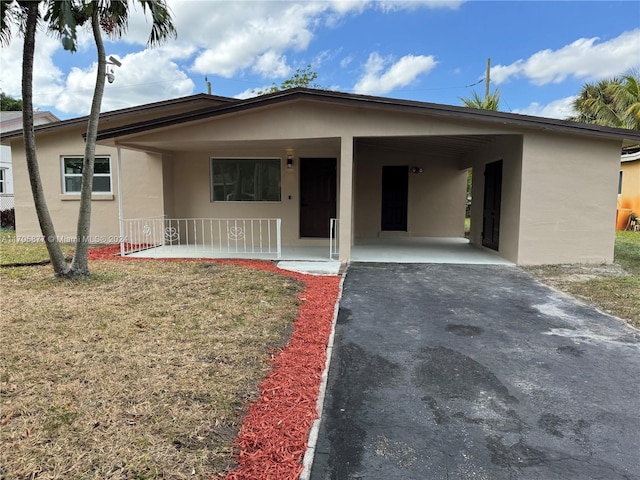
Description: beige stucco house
xmin=3 ymin=88 xmax=640 ymax=265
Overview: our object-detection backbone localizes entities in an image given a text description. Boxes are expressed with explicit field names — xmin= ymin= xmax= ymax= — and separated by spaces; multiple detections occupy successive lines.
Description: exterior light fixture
xmin=411 ymin=166 xmax=424 ymax=174
xmin=286 ymin=149 xmax=295 ymax=169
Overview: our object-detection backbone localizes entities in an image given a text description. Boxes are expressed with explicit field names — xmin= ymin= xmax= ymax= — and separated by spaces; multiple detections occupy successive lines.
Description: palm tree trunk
xmin=22 ymin=1 xmax=70 ymax=277
xmin=70 ymin=8 xmax=106 ymax=276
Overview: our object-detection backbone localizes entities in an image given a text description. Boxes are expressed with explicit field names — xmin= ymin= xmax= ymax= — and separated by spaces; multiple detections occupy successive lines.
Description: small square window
xmin=62 ymin=156 xmax=112 ymax=194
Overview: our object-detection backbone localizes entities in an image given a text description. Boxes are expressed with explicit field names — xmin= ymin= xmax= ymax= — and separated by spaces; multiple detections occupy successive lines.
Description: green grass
xmin=614 ymin=231 xmax=640 ymax=274
xmin=0 ymin=229 xmax=75 ymax=265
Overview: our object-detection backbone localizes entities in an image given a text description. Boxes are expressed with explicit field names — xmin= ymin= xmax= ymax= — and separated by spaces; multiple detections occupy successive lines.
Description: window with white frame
xmin=62 ymin=156 xmax=112 ymax=194
xmin=0 ymin=169 xmax=5 ymax=193
xmin=210 ymin=158 xmax=281 ymax=202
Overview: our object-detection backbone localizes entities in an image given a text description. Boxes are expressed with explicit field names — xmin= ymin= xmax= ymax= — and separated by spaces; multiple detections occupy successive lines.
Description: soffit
xmin=356 ymin=135 xmax=501 ymax=162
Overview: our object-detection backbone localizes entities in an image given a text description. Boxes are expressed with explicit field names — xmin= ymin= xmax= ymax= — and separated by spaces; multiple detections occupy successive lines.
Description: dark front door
xmin=381 ymin=166 xmax=408 ymax=231
xmin=482 ymin=160 xmax=503 ymax=250
xmin=300 ymin=158 xmax=337 ymax=238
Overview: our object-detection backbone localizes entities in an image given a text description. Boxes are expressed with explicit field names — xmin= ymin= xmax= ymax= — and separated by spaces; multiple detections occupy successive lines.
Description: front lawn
xmin=0 ymin=256 xmax=304 ymax=479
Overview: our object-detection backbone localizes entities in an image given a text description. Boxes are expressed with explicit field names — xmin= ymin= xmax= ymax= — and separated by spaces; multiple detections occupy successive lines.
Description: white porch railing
xmin=330 ymin=218 xmax=339 ymax=260
xmin=121 ymin=217 xmax=282 ymax=259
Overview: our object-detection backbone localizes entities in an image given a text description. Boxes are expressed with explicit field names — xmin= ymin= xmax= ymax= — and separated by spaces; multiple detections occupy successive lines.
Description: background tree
xmin=1 ymin=92 xmax=23 ymax=110
xmin=256 ymin=65 xmax=321 ymax=95
xmin=569 ymin=70 xmax=640 ymax=130
xmin=1 ymin=0 xmax=176 ymax=277
xmin=459 ymin=89 xmax=501 ymax=111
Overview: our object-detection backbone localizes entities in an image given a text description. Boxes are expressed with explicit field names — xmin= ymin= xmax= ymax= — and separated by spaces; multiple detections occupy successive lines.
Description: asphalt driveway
xmin=310 ymin=263 xmax=640 ymax=480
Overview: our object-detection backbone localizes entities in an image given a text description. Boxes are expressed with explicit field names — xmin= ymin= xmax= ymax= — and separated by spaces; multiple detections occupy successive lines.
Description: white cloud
xmin=183 ymin=1 xmax=321 ymax=78
xmin=55 ymin=50 xmax=194 ymax=115
xmin=353 ymin=52 xmax=437 ymax=95
xmin=375 ymin=0 xmax=464 ymax=12
xmin=0 ymin=28 xmax=65 ymax=108
xmin=234 ymin=86 xmax=271 ymax=99
xmin=340 ymin=55 xmax=353 ymax=68
xmin=252 ymin=51 xmax=291 ymax=78
xmin=492 ymin=29 xmax=640 ymax=86
xmin=513 ymin=96 xmax=577 ymax=120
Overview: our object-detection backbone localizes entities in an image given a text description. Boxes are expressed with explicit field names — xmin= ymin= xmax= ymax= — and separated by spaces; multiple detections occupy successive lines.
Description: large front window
xmin=62 ymin=156 xmax=112 ymax=193
xmin=210 ymin=158 xmax=281 ymax=202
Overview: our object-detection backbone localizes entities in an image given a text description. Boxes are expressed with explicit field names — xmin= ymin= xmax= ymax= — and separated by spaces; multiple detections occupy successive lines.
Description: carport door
xmin=381 ymin=166 xmax=408 ymax=231
xmin=300 ymin=158 xmax=337 ymax=238
xmin=482 ymin=160 xmax=503 ymax=250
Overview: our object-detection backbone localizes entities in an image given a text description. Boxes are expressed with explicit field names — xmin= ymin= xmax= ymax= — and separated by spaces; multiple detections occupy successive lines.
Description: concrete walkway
xmin=310 ymin=263 xmax=640 ymax=480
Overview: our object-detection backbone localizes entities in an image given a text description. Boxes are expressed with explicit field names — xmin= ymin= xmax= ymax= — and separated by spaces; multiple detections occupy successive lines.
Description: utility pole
xmin=484 ymin=58 xmax=491 ymax=103
xmin=205 ymin=76 xmax=212 ymax=95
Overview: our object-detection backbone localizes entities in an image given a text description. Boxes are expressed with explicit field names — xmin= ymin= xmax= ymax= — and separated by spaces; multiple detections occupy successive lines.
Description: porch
xmin=125 ymin=236 xmax=513 ymax=274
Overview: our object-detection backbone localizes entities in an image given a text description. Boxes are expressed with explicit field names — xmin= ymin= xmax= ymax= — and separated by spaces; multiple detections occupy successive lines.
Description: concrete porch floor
xmin=125 ymin=237 xmax=512 ymax=275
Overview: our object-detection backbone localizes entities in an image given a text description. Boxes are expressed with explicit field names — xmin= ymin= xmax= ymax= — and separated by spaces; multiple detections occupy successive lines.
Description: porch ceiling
xmin=113 ymin=134 xmax=501 ymax=162
xmin=356 ymin=135 xmax=501 ymax=162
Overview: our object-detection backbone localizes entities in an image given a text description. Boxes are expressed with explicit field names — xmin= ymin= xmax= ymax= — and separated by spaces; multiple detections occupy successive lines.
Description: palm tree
xmin=1 ymin=1 xmax=70 ymax=275
xmin=569 ymin=70 xmax=640 ymax=130
xmin=1 ymin=0 xmax=176 ymax=277
xmin=460 ymin=89 xmax=501 ymax=111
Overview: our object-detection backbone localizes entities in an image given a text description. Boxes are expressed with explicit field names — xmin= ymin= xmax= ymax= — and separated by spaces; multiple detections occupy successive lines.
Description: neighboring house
xmin=617 ymin=146 xmax=640 ymax=230
xmin=0 ymin=110 xmax=59 ymax=214
xmin=2 ymin=88 xmax=639 ymax=265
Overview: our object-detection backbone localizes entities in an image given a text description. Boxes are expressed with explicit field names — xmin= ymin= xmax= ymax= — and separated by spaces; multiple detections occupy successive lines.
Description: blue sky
xmin=1 ymin=0 xmax=638 ymax=121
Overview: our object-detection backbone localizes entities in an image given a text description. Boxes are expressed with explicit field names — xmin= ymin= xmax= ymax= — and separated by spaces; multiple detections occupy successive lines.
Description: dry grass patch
xmin=524 ymin=232 xmax=640 ymax=329
xmin=0 ymin=260 xmax=303 ymax=479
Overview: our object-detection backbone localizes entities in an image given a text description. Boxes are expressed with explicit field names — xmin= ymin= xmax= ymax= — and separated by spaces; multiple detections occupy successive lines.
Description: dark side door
xmin=300 ymin=158 xmax=337 ymax=238
xmin=482 ymin=160 xmax=503 ymax=251
xmin=381 ymin=165 xmax=409 ymax=231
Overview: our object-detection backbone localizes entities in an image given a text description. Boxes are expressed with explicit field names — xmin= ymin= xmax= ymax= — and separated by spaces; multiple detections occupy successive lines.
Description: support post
xmin=339 ymin=136 xmax=354 ymax=262
xmin=117 ymin=145 xmax=125 ymax=256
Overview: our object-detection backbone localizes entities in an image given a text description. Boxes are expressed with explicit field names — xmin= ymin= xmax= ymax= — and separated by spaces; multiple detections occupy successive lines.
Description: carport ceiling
xmin=356 ymin=135 xmax=501 ymax=162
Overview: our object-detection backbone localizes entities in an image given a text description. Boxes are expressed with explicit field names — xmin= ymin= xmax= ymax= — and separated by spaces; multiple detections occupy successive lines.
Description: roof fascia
xmin=95 ymin=88 xmax=640 ymax=144
xmin=0 ymin=93 xmax=235 ymax=142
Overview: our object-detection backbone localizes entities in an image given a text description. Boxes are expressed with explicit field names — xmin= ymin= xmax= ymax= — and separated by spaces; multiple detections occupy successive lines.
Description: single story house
xmin=617 ymin=146 xmax=640 ymax=230
xmin=3 ymin=88 xmax=640 ymax=265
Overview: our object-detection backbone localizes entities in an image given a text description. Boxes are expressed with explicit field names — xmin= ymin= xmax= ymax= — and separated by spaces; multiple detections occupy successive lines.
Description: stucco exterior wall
xmin=115 ymin=102 xmax=524 ymax=146
xmin=464 ymin=135 xmax=523 ymax=263
xmin=354 ymin=142 xmax=467 ymax=238
xmin=166 ymin=142 xmax=341 ymax=246
xmin=11 ymin=128 xmax=163 ymax=242
xmin=517 ymin=133 xmax=619 ymax=265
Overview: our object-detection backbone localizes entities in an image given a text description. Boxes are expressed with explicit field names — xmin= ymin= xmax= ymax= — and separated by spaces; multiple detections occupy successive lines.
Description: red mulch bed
xmin=88 ymin=245 xmax=341 ymax=480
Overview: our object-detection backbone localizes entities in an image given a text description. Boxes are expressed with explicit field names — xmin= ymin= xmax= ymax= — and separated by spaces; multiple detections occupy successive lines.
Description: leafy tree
xmin=569 ymin=70 xmax=640 ymax=130
xmin=460 ymin=89 xmax=501 ymax=111
xmin=1 ymin=0 xmax=176 ymax=277
xmin=256 ymin=64 xmax=321 ymax=95
xmin=1 ymin=92 xmax=23 ymax=110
